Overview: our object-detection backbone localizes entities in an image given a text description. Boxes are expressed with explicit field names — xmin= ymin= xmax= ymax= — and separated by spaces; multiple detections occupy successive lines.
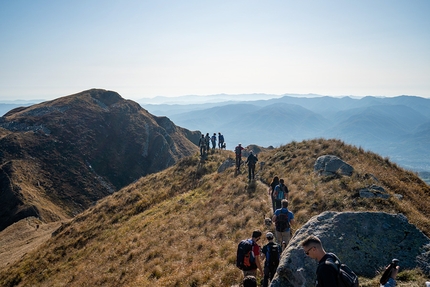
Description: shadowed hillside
xmin=0 ymin=89 xmax=200 ymax=231
xmin=1 ymin=139 xmax=429 ymax=286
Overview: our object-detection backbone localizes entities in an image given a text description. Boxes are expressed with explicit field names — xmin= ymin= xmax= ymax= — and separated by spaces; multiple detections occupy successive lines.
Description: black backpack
xmin=265 ymin=242 xmax=281 ymax=268
xmin=275 ymin=210 xmax=290 ymax=232
xmin=235 ymin=146 xmax=242 ymax=155
xmin=236 ymin=239 xmax=256 ymax=271
xmin=325 ymin=253 xmax=359 ymax=287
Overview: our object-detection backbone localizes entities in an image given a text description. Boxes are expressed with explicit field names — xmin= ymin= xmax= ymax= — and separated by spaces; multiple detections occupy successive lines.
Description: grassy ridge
xmin=1 ymin=139 xmax=429 ymax=286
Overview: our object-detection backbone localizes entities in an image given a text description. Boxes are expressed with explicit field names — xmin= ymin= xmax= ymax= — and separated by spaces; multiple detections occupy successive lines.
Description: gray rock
xmin=314 ymin=155 xmax=354 ymax=176
xmin=359 ymin=185 xmax=390 ymax=199
xmin=359 ymin=190 xmax=376 ymax=198
xmin=217 ymin=158 xmax=235 ymax=173
xmin=270 ymin=211 xmax=430 ymax=287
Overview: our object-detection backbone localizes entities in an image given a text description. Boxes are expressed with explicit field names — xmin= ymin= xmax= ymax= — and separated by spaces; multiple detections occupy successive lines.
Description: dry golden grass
xmin=1 ymin=139 xmax=429 ymax=286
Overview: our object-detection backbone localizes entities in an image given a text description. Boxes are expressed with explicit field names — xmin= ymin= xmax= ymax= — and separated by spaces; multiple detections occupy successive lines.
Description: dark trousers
xmin=235 ymin=155 xmax=241 ymax=169
xmin=248 ymin=163 xmax=256 ymax=179
xmin=263 ymin=265 xmax=277 ymax=287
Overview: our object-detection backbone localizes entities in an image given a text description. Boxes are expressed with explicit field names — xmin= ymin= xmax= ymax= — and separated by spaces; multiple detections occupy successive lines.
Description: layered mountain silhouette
xmin=141 ymin=95 xmax=430 ymax=171
xmin=0 ymin=89 xmax=199 ymax=231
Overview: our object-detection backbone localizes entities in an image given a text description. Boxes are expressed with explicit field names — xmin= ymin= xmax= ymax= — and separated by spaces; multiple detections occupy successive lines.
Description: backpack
xmin=274 ymin=184 xmax=285 ymax=199
xmin=325 ymin=253 xmax=359 ymax=287
xmin=236 ymin=239 xmax=257 ymax=271
xmin=235 ymin=146 xmax=242 ymax=155
xmin=248 ymin=154 xmax=257 ymax=165
xmin=275 ymin=210 xmax=290 ymax=232
xmin=265 ymin=242 xmax=281 ymax=268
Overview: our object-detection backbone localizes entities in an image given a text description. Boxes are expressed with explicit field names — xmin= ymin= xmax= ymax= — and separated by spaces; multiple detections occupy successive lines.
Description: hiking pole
xmin=379 ymin=258 xmax=399 ymax=285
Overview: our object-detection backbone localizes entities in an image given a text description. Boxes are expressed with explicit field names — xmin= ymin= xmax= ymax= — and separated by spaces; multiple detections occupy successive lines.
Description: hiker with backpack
xmin=218 ymin=132 xmax=224 ymax=149
xmin=245 ymin=150 xmax=258 ymax=180
xmin=273 ymin=179 xmax=289 ymax=210
xmin=205 ymin=133 xmax=210 ymax=152
xmin=211 ymin=133 xmax=217 ymax=150
xmin=261 ymin=232 xmax=282 ymax=287
xmin=236 ymin=230 xmax=263 ymax=277
xmin=269 ymin=176 xmax=280 ymax=213
xmin=301 ymin=235 xmax=359 ymax=287
xmin=272 ymin=199 xmax=294 ymax=248
xmin=198 ymin=134 xmax=206 ymax=156
xmin=234 ymin=143 xmax=244 ymax=171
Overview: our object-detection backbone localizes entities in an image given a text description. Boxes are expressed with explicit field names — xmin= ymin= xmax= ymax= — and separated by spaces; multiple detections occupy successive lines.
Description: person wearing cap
xmin=261 ymin=232 xmax=282 ymax=287
xmin=245 ymin=150 xmax=258 ymax=180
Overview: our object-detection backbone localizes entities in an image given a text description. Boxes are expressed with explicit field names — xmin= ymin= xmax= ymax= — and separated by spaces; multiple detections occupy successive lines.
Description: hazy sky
xmin=1 ymin=0 xmax=429 ymax=101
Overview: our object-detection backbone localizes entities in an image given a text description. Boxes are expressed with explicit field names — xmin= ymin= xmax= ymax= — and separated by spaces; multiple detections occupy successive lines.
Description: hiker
xmin=245 ymin=150 xmax=258 ymax=180
xmin=218 ymin=132 xmax=225 ymax=149
xmin=380 ymin=264 xmax=399 ymax=287
xmin=243 ymin=275 xmax=257 ymax=287
xmin=211 ymin=133 xmax=217 ymax=150
xmin=273 ymin=179 xmax=289 ymax=210
xmin=301 ymin=235 xmax=339 ymax=287
xmin=269 ymin=176 xmax=279 ymax=213
xmin=198 ymin=134 xmax=206 ymax=156
xmin=272 ymin=199 xmax=294 ymax=248
xmin=237 ymin=230 xmax=263 ymax=277
xmin=235 ymin=143 xmax=244 ymax=170
xmin=205 ymin=133 xmax=210 ymax=152
xmin=261 ymin=232 xmax=282 ymax=287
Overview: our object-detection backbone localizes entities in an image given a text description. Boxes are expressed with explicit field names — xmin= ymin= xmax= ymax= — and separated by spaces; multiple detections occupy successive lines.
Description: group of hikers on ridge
xmin=237 ymin=229 xmax=400 ymax=287
xmin=237 ymin=198 xmax=295 ymax=287
xmin=236 ymin=174 xmax=402 ymax=287
xmin=235 ymin=171 xmax=295 ymax=287
xmin=234 ymin=143 xmax=258 ymax=180
xmin=198 ymin=132 xmax=225 ymax=156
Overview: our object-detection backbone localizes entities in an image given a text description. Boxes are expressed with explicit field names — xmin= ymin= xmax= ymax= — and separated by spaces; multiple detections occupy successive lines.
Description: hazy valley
xmin=140 ymin=94 xmax=430 ymax=175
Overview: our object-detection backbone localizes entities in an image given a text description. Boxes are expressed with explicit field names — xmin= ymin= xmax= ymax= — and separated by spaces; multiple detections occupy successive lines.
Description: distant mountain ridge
xmin=140 ymin=95 xmax=430 ymax=172
xmin=0 ymin=89 xmax=199 ymax=231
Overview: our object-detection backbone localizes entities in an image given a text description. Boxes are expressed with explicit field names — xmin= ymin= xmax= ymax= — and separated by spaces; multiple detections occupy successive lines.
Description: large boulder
xmin=314 ymin=155 xmax=354 ymax=176
xmin=270 ymin=211 xmax=430 ymax=287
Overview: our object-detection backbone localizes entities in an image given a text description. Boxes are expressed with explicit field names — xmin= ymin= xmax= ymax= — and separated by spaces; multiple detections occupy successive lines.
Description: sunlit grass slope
xmin=1 ymin=138 xmax=429 ymax=286
xmin=257 ymin=138 xmax=430 ymax=236
xmin=1 ymin=150 xmax=270 ymax=287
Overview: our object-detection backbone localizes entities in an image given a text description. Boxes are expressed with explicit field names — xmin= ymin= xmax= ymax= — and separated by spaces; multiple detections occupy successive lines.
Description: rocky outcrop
xmin=271 ymin=211 xmax=430 ymax=287
xmin=0 ymin=89 xmax=199 ymax=231
xmin=359 ymin=184 xmax=390 ymax=199
xmin=217 ymin=158 xmax=235 ymax=173
xmin=314 ymin=155 xmax=354 ymax=176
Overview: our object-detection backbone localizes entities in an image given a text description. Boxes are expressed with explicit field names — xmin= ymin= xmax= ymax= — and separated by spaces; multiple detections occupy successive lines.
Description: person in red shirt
xmin=242 ymin=230 xmax=263 ymax=277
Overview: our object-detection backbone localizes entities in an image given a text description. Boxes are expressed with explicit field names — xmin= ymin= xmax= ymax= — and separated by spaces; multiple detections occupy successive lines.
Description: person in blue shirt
xmin=272 ymin=199 xmax=294 ymax=248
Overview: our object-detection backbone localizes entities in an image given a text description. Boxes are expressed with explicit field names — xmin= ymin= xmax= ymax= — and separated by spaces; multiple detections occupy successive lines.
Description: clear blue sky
xmin=1 ymin=0 xmax=429 ymax=101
